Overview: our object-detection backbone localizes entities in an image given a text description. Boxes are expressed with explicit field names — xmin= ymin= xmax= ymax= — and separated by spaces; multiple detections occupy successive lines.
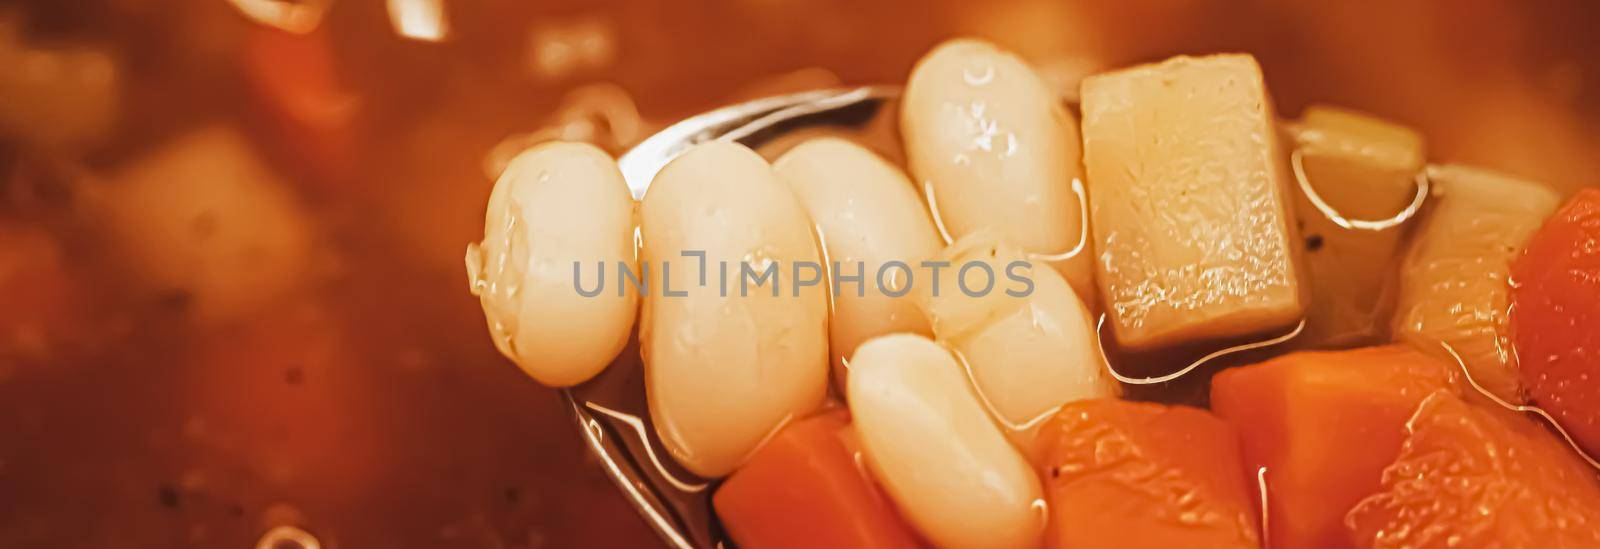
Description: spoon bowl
xmin=563 ymin=86 xmax=899 ymax=549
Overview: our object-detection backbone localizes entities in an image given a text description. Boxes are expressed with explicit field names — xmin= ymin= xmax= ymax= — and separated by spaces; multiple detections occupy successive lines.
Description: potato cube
xmin=1081 ymin=54 xmax=1305 ymax=350
xmin=1394 ymin=165 xmax=1560 ymax=402
xmin=1289 ymin=106 xmax=1425 ymax=346
xmin=99 ymin=126 xmax=316 ymax=323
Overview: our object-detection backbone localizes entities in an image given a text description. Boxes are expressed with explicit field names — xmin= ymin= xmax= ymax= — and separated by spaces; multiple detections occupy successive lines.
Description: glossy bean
xmin=848 ymin=333 xmax=1045 ymax=549
xmin=466 ymin=141 xmax=638 ymax=387
xmin=639 ymin=141 xmax=830 ymax=477
xmin=902 ymin=38 xmax=1094 ymax=299
xmin=773 ymin=137 xmax=943 ymax=381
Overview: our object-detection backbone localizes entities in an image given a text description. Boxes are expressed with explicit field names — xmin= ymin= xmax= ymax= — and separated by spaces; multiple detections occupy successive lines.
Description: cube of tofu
xmin=98 ymin=126 xmax=317 ymax=324
xmin=1080 ymin=54 xmax=1305 ymax=350
xmin=1394 ymin=165 xmax=1560 ymax=403
xmin=0 ymin=33 xmax=119 ymax=150
xmin=1289 ymin=106 xmax=1425 ymax=346
xmin=1294 ymin=106 xmax=1425 ymax=219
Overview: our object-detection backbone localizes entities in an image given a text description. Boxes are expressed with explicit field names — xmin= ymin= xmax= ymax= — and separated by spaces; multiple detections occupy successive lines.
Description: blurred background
xmin=0 ymin=1 xmax=1596 ymax=547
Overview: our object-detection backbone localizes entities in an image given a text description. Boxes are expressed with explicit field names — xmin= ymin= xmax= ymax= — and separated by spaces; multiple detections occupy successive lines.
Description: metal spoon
xmin=563 ymin=86 xmax=898 ymax=549
xmin=559 ymin=82 xmax=1493 ymax=549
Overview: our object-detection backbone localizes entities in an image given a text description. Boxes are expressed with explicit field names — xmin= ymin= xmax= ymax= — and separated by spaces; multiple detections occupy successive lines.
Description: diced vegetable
xmin=713 ymin=410 xmax=921 ymax=549
xmin=902 ymin=38 xmax=1095 ymax=298
xmin=0 ymin=25 xmax=118 ymax=150
xmin=1210 ymin=346 xmax=1458 ymax=549
xmin=97 ymin=126 xmax=316 ymax=324
xmin=1393 ymin=165 xmax=1560 ymax=402
xmin=0 ymin=225 xmax=81 ymax=361
xmin=1346 ymin=390 xmax=1600 ymax=548
xmin=640 ymin=141 xmax=828 ymax=478
xmin=1037 ymin=399 xmax=1259 ymax=549
xmin=1288 ymin=106 xmax=1424 ymax=346
xmin=466 ymin=142 xmax=638 ymax=387
xmin=243 ymin=26 xmax=360 ymax=187
xmin=1297 ymin=107 xmax=1426 ymax=174
xmin=916 ymin=233 xmax=1116 ymax=454
xmin=1510 ymin=189 xmax=1600 ymax=456
xmin=1081 ymin=54 xmax=1306 ymax=351
xmin=773 ymin=137 xmax=942 ymax=380
xmin=847 ymin=334 xmax=1044 ymax=549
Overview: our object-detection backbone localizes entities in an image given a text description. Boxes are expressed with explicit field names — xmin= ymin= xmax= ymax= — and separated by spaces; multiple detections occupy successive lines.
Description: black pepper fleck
xmin=157 ymin=484 xmax=180 ymax=509
xmin=1305 ymin=234 xmax=1324 ymax=252
xmin=157 ymin=290 xmax=193 ymax=311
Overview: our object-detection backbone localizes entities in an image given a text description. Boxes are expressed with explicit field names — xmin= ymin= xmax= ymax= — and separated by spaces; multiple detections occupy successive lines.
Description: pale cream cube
xmin=1288 ymin=106 xmax=1426 ymax=347
xmin=1081 ymin=54 xmax=1306 ymax=350
xmin=99 ymin=126 xmax=315 ymax=324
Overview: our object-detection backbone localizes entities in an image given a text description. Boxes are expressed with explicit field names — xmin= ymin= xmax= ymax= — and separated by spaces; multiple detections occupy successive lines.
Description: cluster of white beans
xmin=468 ymin=38 xmax=1112 ymax=548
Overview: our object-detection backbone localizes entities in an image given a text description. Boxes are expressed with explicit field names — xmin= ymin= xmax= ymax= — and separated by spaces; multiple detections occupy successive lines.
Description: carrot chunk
xmin=243 ymin=26 xmax=360 ymax=188
xmin=1210 ymin=346 xmax=1457 ymax=548
xmin=0 ymin=225 xmax=82 ymax=360
xmin=1347 ymin=390 xmax=1600 ymax=548
xmin=713 ymin=411 xmax=920 ymax=549
xmin=1037 ymin=399 xmax=1260 ymax=549
xmin=1511 ymin=189 xmax=1600 ymax=456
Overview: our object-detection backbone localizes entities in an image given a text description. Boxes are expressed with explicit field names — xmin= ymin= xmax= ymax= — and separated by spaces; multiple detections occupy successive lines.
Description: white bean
xmin=466 ymin=141 xmax=638 ymax=387
xmin=918 ymin=233 xmax=1116 ymax=454
xmin=773 ymin=137 xmax=943 ymax=380
xmin=848 ymin=333 xmax=1045 ymax=549
xmin=639 ymin=140 xmax=829 ymax=477
xmin=901 ymin=38 xmax=1094 ymax=299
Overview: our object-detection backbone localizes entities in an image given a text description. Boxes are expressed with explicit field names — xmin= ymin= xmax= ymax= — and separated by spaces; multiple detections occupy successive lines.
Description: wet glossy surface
xmin=3 ymin=2 xmax=1600 ymax=548
xmin=1081 ymin=55 xmax=1304 ymax=350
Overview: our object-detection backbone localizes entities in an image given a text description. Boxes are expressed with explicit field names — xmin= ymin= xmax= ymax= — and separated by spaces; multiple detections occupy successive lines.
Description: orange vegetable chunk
xmin=1346 ymin=390 xmax=1600 ymax=548
xmin=0 ymin=226 xmax=82 ymax=361
xmin=713 ymin=411 xmax=920 ymax=549
xmin=1038 ymin=399 xmax=1260 ymax=549
xmin=243 ymin=26 xmax=360 ymax=187
xmin=1511 ymin=189 xmax=1600 ymax=456
xmin=1210 ymin=346 xmax=1457 ymax=548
